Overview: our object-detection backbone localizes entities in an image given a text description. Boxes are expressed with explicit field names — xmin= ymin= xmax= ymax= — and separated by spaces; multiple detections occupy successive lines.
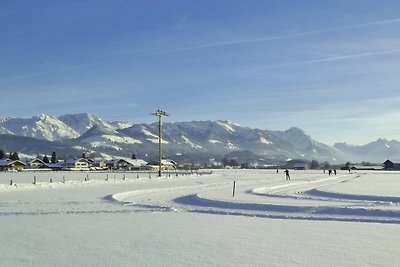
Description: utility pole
xmin=152 ymin=109 xmax=169 ymax=177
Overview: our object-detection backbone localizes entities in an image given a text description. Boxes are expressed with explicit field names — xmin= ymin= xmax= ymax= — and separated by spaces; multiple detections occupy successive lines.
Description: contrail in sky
xmin=163 ymin=17 xmax=400 ymax=51
xmin=260 ymin=48 xmax=400 ymax=69
xmin=2 ymin=18 xmax=400 ymax=83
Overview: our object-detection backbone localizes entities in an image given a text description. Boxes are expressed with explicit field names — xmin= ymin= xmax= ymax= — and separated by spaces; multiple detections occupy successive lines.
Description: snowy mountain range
xmin=0 ymin=113 xmax=398 ymax=164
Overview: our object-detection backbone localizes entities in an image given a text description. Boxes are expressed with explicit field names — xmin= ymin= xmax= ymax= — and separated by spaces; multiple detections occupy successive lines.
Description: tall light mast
xmin=152 ymin=109 xmax=169 ymax=177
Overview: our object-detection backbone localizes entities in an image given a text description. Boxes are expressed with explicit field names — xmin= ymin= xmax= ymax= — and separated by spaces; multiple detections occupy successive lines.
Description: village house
xmin=115 ymin=159 xmax=148 ymax=170
xmin=62 ymin=158 xmax=93 ymax=170
xmin=105 ymin=159 xmax=117 ymax=170
xmin=40 ymin=162 xmax=64 ymax=171
xmin=0 ymin=159 xmax=26 ymax=171
xmin=93 ymin=159 xmax=107 ymax=170
xmin=349 ymin=165 xmax=384 ymax=171
xmin=29 ymin=158 xmax=45 ymax=169
xmin=383 ymin=160 xmax=400 ymax=171
xmin=144 ymin=159 xmax=177 ymax=171
xmin=293 ymin=162 xmax=310 ymax=170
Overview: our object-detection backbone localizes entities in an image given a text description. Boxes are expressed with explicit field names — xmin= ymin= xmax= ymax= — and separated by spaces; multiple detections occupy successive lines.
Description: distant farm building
xmin=285 ymin=159 xmax=310 ymax=170
xmin=383 ymin=160 xmax=400 ymax=171
xmin=350 ymin=165 xmax=384 ymax=171
xmin=293 ymin=162 xmax=310 ymax=170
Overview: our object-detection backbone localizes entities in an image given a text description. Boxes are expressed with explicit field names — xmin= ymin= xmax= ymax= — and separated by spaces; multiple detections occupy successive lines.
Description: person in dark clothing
xmin=284 ymin=169 xmax=290 ymax=180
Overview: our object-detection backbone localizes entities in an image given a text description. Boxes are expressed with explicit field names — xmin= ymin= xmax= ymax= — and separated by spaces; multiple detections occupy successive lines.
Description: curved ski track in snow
xmin=111 ymin=173 xmax=400 ymax=224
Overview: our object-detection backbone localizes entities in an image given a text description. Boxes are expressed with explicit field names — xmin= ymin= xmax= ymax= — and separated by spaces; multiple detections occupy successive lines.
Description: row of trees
xmin=0 ymin=150 xmax=20 ymax=161
xmin=0 ymin=149 xmax=58 ymax=164
xmin=1 ymin=149 xmax=138 ymax=164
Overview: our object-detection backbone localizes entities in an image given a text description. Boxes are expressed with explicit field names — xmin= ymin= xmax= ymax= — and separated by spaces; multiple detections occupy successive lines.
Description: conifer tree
xmin=43 ymin=155 xmax=50 ymax=163
xmin=51 ymin=152 xmax=57 ymax=164
xmin=12 ymin=152 xmax=20 ymax=161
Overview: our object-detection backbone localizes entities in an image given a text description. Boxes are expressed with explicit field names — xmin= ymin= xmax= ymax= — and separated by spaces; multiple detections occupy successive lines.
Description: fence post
xmin=33 ymin=176 xmax=36 ymax=185
xmin=232 ymin=181 xmax=236 ymax=197
xmin=10 ymin=180 xmax=12 ymax=186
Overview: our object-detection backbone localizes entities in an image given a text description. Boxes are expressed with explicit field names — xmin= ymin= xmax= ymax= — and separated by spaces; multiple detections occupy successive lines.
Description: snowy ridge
xmin=2 ymin=113 xmax=399 ymax=162
xmin=0 ymin=114 xmax=79 ymax=141
xmin=59 ymin=113 xmax=117 ymax=135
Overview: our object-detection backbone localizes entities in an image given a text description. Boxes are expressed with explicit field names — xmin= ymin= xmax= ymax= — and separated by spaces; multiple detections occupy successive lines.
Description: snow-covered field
xmin=1 ymin=169 xmax=400 ymax=266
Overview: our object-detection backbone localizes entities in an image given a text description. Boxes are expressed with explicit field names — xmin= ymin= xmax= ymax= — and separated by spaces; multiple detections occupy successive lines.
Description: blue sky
xmin=1 ymin=0 xmax=400 ymax=145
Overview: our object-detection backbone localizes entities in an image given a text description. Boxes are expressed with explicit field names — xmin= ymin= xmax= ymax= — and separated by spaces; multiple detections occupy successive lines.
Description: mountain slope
xmin=0 ymin=134 xmax=81 ymax=159
xmin=0 ymin=114 xmax=79 ymax=141
xmin=0 ymin=113 xmax=396 ymax=163
xmin=270 ymin=127 xmax=344 ymax=162
xmin=77 ymin=124 xmax=142 ymax=151
xmin=334 ymin=139 xmax=400 ymax=162
xmin=119 ymin=121 xmax=344 ymax=162
xmin=59 ymin=113 xmax=117 ymax=135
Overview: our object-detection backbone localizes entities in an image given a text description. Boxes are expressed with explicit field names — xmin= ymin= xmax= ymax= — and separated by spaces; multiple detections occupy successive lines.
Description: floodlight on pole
xmin=152 ymin=109 xmax=169 ymax=177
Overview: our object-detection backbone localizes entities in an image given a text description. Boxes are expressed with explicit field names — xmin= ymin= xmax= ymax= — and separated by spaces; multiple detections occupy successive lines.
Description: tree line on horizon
xmin=0 ymin=149 xmax=138 ymax=164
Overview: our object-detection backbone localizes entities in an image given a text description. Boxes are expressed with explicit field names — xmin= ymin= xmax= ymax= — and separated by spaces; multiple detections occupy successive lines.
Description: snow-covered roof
xmin=294 ymin=162 xmax=309 ymax=168
xmin=117 ymin=158 xmax=147 ymax=167
xmin=31 ymin=158 xmax=45 ymax=164
xmin=0 ymin=159 xmax=11 ymax=166
xmin=384 ymin=159 xmax=400 ymax=164
xmin=147 ymin=159 xmax=177 ymax=166
xmin=0 ymin=159 xmax=26 ymax=167
xmin=63 ymin=158 xmax=91 ymax=164
xmin=43 ymin=163 xmax=64 ymax=169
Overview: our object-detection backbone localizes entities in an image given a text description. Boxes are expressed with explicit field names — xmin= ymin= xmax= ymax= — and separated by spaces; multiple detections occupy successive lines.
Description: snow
xmin=259 ymin=136 xmax=271 ymax=144
xmin=226 ymin=141 xmax=238 ymax=150
xmin=1 ymin=170 xmax=400 ymax=266
xmin=142 ymin=128 xmax=169 ymax=144
xmin=181 ymin=135 xmax=203 ymax=149
xmin=0 ymin=114 xmax=80 ymax=141
xmin=208 ymin=139 xmax=221 ymax=144
xmin=111 ymin=121 xmax=134 ymax=130
xmin=217 ymin=120 xmax=236 ymax=133
xmin=83 ymin=134 xmax=142 ymax=147
xmin=59 ymin=113 xmax=116 ymax=135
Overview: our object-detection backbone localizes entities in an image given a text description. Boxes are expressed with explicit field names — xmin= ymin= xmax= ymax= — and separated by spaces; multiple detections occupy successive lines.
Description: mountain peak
xmin=218 ymin=120 xmax=240 ymax=126
xmin=59 ymin=113 xmax=115 ymax=135
xmin=285 ymin=127 xmax=305 ymax=134
xmin=34 ymin=114 xmax=57 ymax=121
xmin=1 ymin=113 xmax=399 ymax=163
xmin=0 ymin=114 xmax=79 ymax=141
